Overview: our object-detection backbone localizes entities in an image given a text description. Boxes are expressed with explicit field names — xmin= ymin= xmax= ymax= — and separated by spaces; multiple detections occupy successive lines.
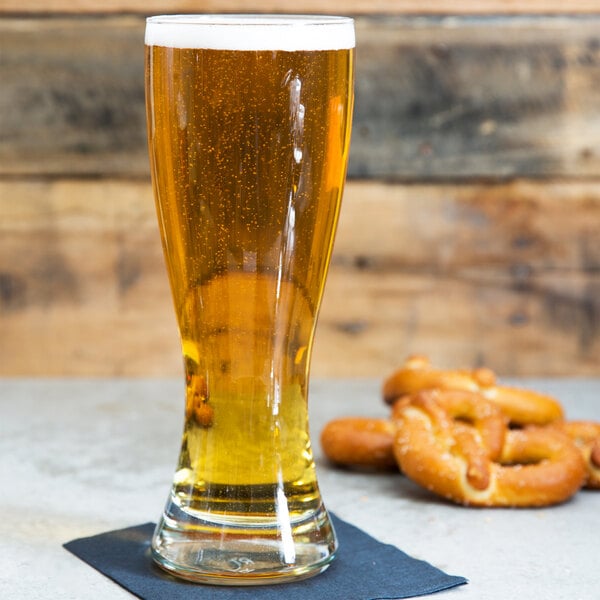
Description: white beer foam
xmin=145 ymin=14 xmax=355 ymax=51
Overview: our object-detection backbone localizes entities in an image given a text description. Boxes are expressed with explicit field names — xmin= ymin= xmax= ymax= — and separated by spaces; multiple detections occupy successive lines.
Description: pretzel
xmin=185 ymin=374 xmax=214 ymax=427
xmin=320 ymin=417 xmax=397 ymax=470
xmin=554 ymin=421 xmax=600 ymax=489
xmin=392 ymin=390 xmax=586 ymax=507
xmin=383 ymin=355 xmax=564 ymax=426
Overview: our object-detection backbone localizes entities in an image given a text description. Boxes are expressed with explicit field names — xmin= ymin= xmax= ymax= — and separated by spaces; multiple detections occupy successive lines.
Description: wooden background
xmin=1 ymin=2 xmax=600 ymax=378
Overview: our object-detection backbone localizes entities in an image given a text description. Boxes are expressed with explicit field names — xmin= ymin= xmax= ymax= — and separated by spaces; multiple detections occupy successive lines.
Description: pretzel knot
xmin=554 ymin=421 xmax=600 ymax=489
xmin=392 ymin=390 xmax=586 ymax=507
xmin=383 ymin=355 xmax=564 ymax=426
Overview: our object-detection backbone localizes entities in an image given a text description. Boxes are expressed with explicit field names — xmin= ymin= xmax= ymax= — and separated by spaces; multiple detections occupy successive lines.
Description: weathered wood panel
xmin=1 ymin=0 xmax=599 ymax=15
xmin=2 ymin=10 xmax=599 ymax=379
xmin=1 ymin=16 xmax=600 ymax=179
xmin=0 ymin=180 xmax=181 ymax=376
xmin=0 ymin=17 xmax=148 ymax=177
xmin=353 ymin=17 xmax=600 ymax=180
xmin=321 ymin=180 xmax=600 ymax=377
xmin=1 ymin=179 xmax=598 ymax=377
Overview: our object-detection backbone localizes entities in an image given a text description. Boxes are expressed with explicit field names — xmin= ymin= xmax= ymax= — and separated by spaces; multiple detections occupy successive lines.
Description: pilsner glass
xmin=144 ymin=14 xmax=354 ymax=585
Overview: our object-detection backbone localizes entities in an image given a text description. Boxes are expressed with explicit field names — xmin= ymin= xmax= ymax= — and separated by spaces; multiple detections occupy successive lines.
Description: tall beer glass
xmin=145 ymin=15 xmax=354 ymax=584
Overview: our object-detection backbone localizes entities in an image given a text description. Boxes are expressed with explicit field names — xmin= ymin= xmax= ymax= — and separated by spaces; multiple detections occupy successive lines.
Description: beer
xmin=145 ymin=15 xmax=354 ymax=583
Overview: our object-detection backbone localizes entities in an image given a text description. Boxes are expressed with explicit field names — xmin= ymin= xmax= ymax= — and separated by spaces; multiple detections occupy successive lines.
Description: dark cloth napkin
xmin=63 ymin=513 xmax=466 ymax=599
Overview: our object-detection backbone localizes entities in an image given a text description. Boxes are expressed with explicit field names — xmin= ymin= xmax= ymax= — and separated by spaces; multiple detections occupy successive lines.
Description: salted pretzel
xmin=319 ymin=388 xmax=506 ymax=473
xmin=320 ymin=417 xmax=397 ymax=470
xmin=383 ymin=355 xmax=564 ymax=426
xmin=553 ymin=421 xmax=600 ymax=489
xmin=392 ymin=390 xmax=586 ymax=507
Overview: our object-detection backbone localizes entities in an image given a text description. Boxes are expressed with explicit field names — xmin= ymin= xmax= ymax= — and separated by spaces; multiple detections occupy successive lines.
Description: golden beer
xmin=145 ymin=15 xmax=354 ymax=584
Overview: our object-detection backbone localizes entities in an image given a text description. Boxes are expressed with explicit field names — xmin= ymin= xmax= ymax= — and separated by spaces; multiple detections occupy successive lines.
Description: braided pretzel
xmin=319 ymin=387 xmax=507 ymax=474
xmin=392 ymin=390 xmax=586 ymax=507
xmin=383 ymin=355 xmax=564 ymax=426
xmin=554 ymin=421 xmax=600 ymax=489
xmin=320 ymin=417 xmax=397 ymax=470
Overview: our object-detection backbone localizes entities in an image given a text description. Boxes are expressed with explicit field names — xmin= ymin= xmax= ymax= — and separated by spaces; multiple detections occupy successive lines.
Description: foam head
xmin=145 ymin=14 xmax=355 ymax=51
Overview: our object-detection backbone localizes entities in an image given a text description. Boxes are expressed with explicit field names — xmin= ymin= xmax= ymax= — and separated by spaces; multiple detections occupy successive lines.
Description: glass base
xmin=151 ymin=494 xmax=338 ymax=585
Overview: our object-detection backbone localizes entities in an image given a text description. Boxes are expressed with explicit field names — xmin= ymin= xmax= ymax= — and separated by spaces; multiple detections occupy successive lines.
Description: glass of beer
xmin=144 ymin=14 xmax=354 ymax=585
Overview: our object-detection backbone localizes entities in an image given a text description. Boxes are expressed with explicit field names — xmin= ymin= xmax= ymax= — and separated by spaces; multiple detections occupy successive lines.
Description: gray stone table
xmin=1 ymin=378 xmax=599 ymax=599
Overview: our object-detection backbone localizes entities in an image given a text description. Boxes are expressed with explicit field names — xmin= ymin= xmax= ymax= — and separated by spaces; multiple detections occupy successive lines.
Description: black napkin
xmin=63 ymin=513 xmax=466 ymax=599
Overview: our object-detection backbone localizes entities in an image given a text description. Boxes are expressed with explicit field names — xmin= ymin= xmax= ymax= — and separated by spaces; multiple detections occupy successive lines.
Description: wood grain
xmin=320 ymin=180 xmax=600 ymax=377
xmin=1 ymin=179 xmax=598 ymax=377
xmin=1 ymin=16 xmax=600 ymax=179
xmin=352 ymin=17 xmax=600 ymax=180
xmin=0 ymin=179 xmax=181 ymax=376
xmin=2 ymin=11 xmax=599 ymax=378
xmin=1 ymin=0 xmax=599 ymax=15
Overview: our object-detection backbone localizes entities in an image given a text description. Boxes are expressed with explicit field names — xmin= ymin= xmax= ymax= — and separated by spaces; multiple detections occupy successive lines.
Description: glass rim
xmin=145 ymin=14 xmax=355 ymax=51
xmin=146 ymin=14 xmax=354 ymax=26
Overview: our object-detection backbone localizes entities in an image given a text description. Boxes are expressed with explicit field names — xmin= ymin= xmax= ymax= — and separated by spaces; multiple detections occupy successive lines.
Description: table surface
xmin=1 ymin=377 xmax=599 ymax=600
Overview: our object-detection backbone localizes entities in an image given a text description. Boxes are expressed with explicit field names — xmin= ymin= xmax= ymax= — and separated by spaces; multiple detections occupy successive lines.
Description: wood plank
xmin=1 ymin=178 xmax=598 ymax=377
xmin=351 ymin=16 xmax=600 ymax=180
xmin=0 ymin=179 xmax=182 ymax=376
xmin=1 ymin=0 xmax=600 ymax=15
xmin=0 ymin=17 xmax=148 ymax=178
xmin=318 ymin=180 xmax=600 ymax=377
xmin=314 ymin=269 xmax=600 ymax=379
xmin=2 ymin=16 xmax=600 ymax=179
